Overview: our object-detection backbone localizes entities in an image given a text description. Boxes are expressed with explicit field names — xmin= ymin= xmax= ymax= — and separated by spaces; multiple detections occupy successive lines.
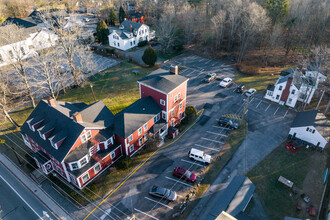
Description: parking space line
xmin=256 ymin=100 xmax=263 ymax=108
xmin=194 ymin=144 xmax=218 ymax=151
xmin=206 ymin=131 xmax=227 ymax=136
xmin=273 ymin=107 xmax=279 ymax=115
xmin=212 ymin=126 xmax=231 ymax=130
xmin=165 ymin=177 xmax=193 ymax=187
xmin=265 ymin=104 xmax=271 ymax=111
xmin=181 ymin=159 xmax=204 ymax=167
xmin=249 ymin=97 xmax=255 ymax=103
xmin=134 ymin=208 xmax=159 ymax=220
xmin=201 ymin=137 xmax=223 ymax=144
xmin=205 ymin=60 xmax=212 ymax=64
xmin=144 ymin=197 xmax=173 ymax=210
xmin=283 ymin=110 xmax=288 ymax=118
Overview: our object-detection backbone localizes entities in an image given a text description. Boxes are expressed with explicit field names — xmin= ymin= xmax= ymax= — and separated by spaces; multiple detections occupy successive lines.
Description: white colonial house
xmin=108 ymin=20 xmax=155 ymax=51
xmin=264 ymin=68 xmax=319 ymax=108
xmin=0 ymin=17 xmax=58 ymax=67
xmin=289 ymin=110 xmax=329 ymax=148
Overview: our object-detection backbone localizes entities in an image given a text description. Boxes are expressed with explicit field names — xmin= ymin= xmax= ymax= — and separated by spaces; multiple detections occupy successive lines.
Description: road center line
xmin=194 ymin=144 xmax=218 ymax=151
xmin=165 ymin=177 xmax=193 ymax=187
xmin=274 ymin=107 xmax=279 ymax=115
xmin=265 ymin=104 xmax=271 ymax=111
xmin=144 ymin=197 xmax=173 ymax=209
xmin=256 ymin=100 xmax=263 ymax=108
xmin=283 ymin=110 xmax=288 ymax=118
xmin=206 ymin=131 xmax=227 ymax=136
xmin=201 ymin=137 xmax=223 ymax=144
xmin=134 ymin=208 xmax=159 ymax=220
xmin=181 ymin=159 xmax=204 ymax=167
xmin=0 ymin=175 xmax=42 ymax=219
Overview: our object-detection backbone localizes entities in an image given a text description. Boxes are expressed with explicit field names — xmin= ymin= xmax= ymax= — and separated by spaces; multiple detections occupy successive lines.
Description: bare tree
xmin=263 ymin=23 xmax=283 ymax=65
xmin=211 ymin=10 xmax=226 ymax=50
xmin=0 ymin=24 xmax=37 ymax=108
xmin=226 ymin=0 xmax=244 ymax=50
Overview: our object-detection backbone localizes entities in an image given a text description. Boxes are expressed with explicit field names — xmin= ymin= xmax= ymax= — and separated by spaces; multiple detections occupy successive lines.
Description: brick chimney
xmin=170 ymin=65 xmax=178 ymax=75
xmin=130 ymin=24 xmax=133 ymax=32
xmin=73 ymin=112 xmax=83 ymax=123
xmin=47 ymin=97 xmax=56 ymax=107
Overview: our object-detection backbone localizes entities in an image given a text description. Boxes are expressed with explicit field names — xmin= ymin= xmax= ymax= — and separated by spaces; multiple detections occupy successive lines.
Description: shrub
xmin=116 ymin=156 xmax=132 ymax=170
xmin=182 ymin=106 xmax=197 ymax=124
xmin=144 ymin=137 xmax=161 ymax=152
xmin=142 ymin=46 xmax=157 ymax=67
xmin=96 ymin=21 xmax=110 ymax=45
xmin=138 ymin=40 xmax=148 ymax=47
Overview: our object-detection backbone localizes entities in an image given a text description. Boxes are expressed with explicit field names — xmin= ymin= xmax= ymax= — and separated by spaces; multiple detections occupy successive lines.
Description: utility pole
xmin=316 ymin=90 xmax=325 ymax=110
xmin=90 ymin=84 xmax=97 ymax=102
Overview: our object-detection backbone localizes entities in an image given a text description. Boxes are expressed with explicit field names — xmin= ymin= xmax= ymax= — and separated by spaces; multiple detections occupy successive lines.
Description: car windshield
xmin=223 ymin=79 xmax=228 ymax=82
xmin=186 ymin=171 xmax=192 ymax=178
xmin=165 ymin=189 xmax=171 ymax=197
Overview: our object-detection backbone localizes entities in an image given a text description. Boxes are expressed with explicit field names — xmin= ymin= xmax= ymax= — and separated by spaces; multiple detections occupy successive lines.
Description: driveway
xmin=124 ymin=45 xmax=164 ymax=65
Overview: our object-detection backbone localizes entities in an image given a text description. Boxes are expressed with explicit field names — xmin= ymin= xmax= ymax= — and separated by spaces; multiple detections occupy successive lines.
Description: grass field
xmin=247 ymin=143 xmax=327 ymax=219
xmin=177 ymin=120 xmax=247 ymax=219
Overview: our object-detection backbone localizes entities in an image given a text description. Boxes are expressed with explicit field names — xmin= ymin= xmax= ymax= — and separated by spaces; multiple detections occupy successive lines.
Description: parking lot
xmin=78 ymin=54 xmax=296 ymax=220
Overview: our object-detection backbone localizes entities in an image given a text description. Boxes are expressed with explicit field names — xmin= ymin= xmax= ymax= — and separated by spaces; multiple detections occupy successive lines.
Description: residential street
xmin=0 ymin=163 xmax=56 ymax=220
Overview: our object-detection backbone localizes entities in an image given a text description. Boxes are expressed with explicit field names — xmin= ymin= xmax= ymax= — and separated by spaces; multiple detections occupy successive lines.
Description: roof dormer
xmin=27 ymin=117 xmax=44 ymax=131
xmin=37 ymin=122 xmax=55 ymax=140
xmin=48 ymin=130 xmax=67 ymax=150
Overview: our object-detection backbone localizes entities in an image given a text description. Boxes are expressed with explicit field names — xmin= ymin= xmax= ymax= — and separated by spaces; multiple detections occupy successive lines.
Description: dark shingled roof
xmin=121 ymin=20 xmax=143 ymax=32
xmin=138 ymin=68 xmax=188 ymax=94
xmin=21 ymin=100 xmax=114 ymax=162
xmin=1 ymin=17 xmax=37 ymax=28
xmin=128 ymin=12 xmax=144 ymax=18
xmin=267 ymin=83 xmax=275 ymax=91
xmin=113 ymin=96 xmax=162 ymax=138
xmin=280 ymin=68 xmax=296 ymax=77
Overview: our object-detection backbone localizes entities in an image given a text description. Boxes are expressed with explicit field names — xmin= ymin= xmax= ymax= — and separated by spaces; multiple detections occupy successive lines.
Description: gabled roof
xmin=1 ymin=17 xmax=37 ymax=28
xmin=0 ymin=22 xmax=40 ymax=46
xmin=121 ymin=20 xmax=143 ymax=32
xmin=113 ymin=96 xmax=162 ymax=138
xmin=138 ymin=68 xmax=188 ymax=94
xmin=28 ymin=9 xmax=68 ymax=25
xmin=21 ymin=99 xmax=114 ymax=162
xmin=266 ymin=84 xmax=275 ymax=91
xmin=128 ymin=12 xmax=144 ymax=18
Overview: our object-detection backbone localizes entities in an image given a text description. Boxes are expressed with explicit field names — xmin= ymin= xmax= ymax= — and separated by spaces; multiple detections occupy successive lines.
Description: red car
xmin=173 ymin=167 xmax=197 ymax=183
xmin=285 ymin=139 xmax=304 ymax=153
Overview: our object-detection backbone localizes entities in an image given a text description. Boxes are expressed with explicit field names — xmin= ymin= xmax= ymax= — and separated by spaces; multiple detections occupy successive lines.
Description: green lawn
xmin=156 ymin=50 xmax=182 ymax=60
xmin=178 ymin=120 xmax=247 ymax=219
xmin=5 ymin=62 xmax=156 ymax=129
xmin=247 ymin=143 xmax=327 ymax=219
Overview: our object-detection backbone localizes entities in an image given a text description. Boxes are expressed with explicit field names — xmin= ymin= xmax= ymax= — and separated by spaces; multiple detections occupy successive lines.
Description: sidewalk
xmin=0 ymin=152 xmax=73 ymax=220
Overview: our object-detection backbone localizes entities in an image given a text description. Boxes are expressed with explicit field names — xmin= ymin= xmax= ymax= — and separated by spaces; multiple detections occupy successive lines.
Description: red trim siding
xmin=140 ymin=84 xmax=167 ymax=111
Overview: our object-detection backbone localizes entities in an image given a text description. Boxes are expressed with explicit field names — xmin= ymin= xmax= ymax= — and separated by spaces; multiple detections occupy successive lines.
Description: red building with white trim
xmin=20 ymin=65 xmax=188 ymax=189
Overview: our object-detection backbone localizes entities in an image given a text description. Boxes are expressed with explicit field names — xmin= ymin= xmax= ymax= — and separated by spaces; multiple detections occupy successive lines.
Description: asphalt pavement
xmin=0 ymin=163 xmax=56 ymax=220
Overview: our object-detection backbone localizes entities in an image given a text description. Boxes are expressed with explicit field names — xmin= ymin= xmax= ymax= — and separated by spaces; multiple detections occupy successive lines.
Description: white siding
xmin=289 ymin=126 xmax=327 ymax=148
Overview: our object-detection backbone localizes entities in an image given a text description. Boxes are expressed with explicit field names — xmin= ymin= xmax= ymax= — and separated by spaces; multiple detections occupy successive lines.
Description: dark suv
xmin=203 ymin=73 xmax=217 ymax=83
xmin=235 ymin=84 xmax=245 ymax=93
xmin=217 ymin=117 xmax=238 ymax=129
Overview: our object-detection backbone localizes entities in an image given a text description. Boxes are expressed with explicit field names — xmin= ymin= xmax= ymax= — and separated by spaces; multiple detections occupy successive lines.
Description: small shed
xmin=168 ymin=126 xmax=179 ymax=139
xmin=278 ymin=176 xmax=294 ymax=188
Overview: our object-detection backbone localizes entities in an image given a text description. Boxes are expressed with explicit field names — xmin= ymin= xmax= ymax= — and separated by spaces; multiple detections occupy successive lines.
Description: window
xmin=276 ymin=95 xmax=280 ymax=100
xmin=179 ymin=112 xmax=182 ymax=119
xmin=82 ymin=173 xmax=90 ymax=183
xmin=128 ymin=135 xmax=133 ymax=142
xmin=111 ymin=151 xmax=116 ymax=159
xmin=8 ymin=50 xmax=14 ymax=59
xmin=21 ymin=47 xmax=25 ymax=55
xmin=291 ymin=89 xmax=295 ymax=94
xmin=113 ymin=35 xmax=115 ymax=39
xmin=160 ymin=99 xmax=165 ymax=106
xmin=81 ymin=131 xmax=92 ymax=143
xmin=118 ymin=43 xmax=120 ymax=47
xmin=130 ymin=42 xmax=132 ymax=46
xmin=138 ymin=127 xmax=142 ymax=136
xmin=267 ymin=91 xmax=273 ymax=96
xmin=71 ymin=162 xmax=78 ymax=170
xmin=143 ymin=123 xmax=148 ymax=131
xmin=306 ymin=127 xmax=309 ymax=131
xmin=154 ymin=115 xmax=158 ymax=123
xmin=179 ymin=102 xmax=183 ymax=110
xmin=288 ymin=98 xmax=292 ymax=104
xmin=114 ymin=42 xmax=116 ymax=46
xmin=162 ymin=112 xmax=166 ymax=119
xmin=171 ymin=119 xmax=174 ymax=126
xmin=94 ymin=163 xmax=101 ymax=173
xmin=144 ymin=133 xmax=148 ymax=142
xmin=171 ymin=110 xmax=174 ymax=116
xmin=134 ymin=40 xmax=135 ymax=44
xmin=312 ymin=130 xmax=315 ymax=134
xmin=139 ymin=137 xmax=143 ymax=145
xmin=279 ymin=86 xmax=283 ymax=91
xmin=174 ymin=95 xmax=178 ymax=102
xmin=106 ymin=138 xmax=112 ymax=146
xmin=129 ymin=145 xmax=134 ymax=153
xmin=79 ymin=156 xmax=88 ymax=167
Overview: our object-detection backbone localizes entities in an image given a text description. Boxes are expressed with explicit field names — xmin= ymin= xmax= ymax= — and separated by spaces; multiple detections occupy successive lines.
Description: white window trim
xmin=128 ymin=134 xmax=133 ymax=142
xmin=111 ymin=151 xmax=116 ymax=159
xmin=138 ymin=127 xmax=142 ymax=136
xmin=94 ymin=163 xmax=101 ymax=174
xmin=81 ymin=130 xmax=92 ymax=143
xmin=70 ymin=162 xmax=79 ymax=170
xmin=79 ymin=155 xmax=89 ymax=167
xmin=179 ymin=102 xmax=183 ymax=110
xmin=139 ymin=137 xmax=143 ymax=146
xmin=160 ymin=99 xmax=165 ymax=106
xmin=82 ymin=173 xmax=90 ymax=184
xmin=143 ymin=123 xmax=148 ymax=131
xmin=129 ymin=145 xmax=134 ymax=153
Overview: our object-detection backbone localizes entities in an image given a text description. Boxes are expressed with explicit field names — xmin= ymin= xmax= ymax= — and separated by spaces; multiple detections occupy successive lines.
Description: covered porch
xmin=33 ymin=151 xmax=53 ymax=175
xmin=149 ymin=119 xmax=168 ymax=139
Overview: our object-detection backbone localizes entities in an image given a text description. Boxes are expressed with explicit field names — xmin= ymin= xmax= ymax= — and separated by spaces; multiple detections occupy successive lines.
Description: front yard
xmin=247 ymin=143 xmax=328 ymax=219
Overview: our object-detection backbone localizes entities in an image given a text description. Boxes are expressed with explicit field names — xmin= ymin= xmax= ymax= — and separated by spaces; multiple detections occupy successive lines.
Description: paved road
xmin=0 ymin=163 xmax=56 ymax=220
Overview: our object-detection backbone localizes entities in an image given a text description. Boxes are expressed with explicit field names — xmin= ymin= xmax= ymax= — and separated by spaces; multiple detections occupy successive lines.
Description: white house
xmin=108 ymin=20 xmax=155 ymax=51
xmin=264 ymin=68 xmax=319 ymax=108
xmin=0 ymin=18 xmax=58 ymax=67
xmin=289 ymin=110 xmax=329 ymax=148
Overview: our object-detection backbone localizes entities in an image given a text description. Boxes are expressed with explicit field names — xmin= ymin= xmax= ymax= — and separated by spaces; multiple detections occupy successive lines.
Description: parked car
xmin=217 ymin=117 xmax=238 ymax=129
xmin=173 ymin=167 xmax=197 ymax=183
xmin=244 ymin=88 xmax=256 ymax=97
xmin=203 ymin=73 xmax=217 ymax=83
xmin=149 ymin=185 xmax=177 ymax=201
xmin=83 ymin=18 xmax=90 ymax=22
xmin=285 ymin=139 xmax=304 ymax=153
xmin=188 ymin=148 xmax=211 ymax=165
xmin=219 ymin=77 xmax=233 ymax=87
xmin=235 ymin=84 xmax=245 ymax=93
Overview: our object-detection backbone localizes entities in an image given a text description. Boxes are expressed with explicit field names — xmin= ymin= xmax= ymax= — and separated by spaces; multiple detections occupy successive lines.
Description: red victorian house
xmin=20 ymin=65 xmax=188 ymax=189
xmin=127 ymin=12 xmax=145 ymax=24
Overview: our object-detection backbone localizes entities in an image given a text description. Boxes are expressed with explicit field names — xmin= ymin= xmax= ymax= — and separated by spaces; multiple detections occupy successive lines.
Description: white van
xmin=188 ymin=148 xmax=211 ymax=165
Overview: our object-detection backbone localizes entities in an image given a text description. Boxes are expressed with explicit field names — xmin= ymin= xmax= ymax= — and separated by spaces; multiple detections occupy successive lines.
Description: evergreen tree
xmin=142 ymin=46 xmax=157 ymax=67
xmin=96 ymin=21 xmax=110 ymax=44
xmin=118 ymin=6 xmax=126 ymax=24
xmin=264 ymin=0 xmax=290 ymax=24
xmin=109 ymin=8 xmax=117 ymax=26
